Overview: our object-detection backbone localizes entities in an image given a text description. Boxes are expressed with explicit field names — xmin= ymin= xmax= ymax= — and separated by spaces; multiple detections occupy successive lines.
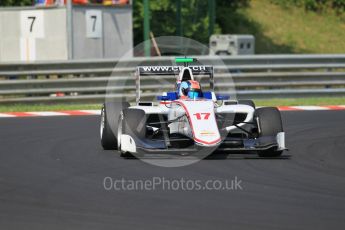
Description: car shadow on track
xmin=114 ymin=151 xmax=291 ymax=160
xmin=205 ymin=153 xmax=291 ymax=160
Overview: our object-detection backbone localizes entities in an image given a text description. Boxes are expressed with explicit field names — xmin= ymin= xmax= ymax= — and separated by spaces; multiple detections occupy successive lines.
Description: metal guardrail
xmin=0 ymin=54 xmax=345 ymax=103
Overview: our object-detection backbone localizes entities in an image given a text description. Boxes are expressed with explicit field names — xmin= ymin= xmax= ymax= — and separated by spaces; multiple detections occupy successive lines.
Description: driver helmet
xmin=180 ymin=80 xmax=203 ymax=99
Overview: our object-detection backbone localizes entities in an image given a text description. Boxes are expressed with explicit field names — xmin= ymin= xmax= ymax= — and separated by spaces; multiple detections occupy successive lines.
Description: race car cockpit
xmin=177 ymin=67 xmax=203 ymax=99
xmin=179 ymin=80 xmax=203 ymax=99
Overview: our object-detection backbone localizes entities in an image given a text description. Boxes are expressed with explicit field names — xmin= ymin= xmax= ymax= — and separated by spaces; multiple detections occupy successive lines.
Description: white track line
xmin=290 ymin=106 xmax=330 ymax=110
xmin=0 ymin=114 xmax=16 ymax=117
xmin=79 ymin=110 xmax=101 ymax=115
xmin=26 ymin=111 xmax=67 ymax=116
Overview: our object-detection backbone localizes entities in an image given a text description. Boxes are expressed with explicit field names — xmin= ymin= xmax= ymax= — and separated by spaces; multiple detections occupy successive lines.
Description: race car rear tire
xmin=255 ymin=107 xmax=283 ymax=157
xmin=100 ymin=102 xmax=129 ymax=150
xmin=238 ymin=100 xmax=255 ymax=109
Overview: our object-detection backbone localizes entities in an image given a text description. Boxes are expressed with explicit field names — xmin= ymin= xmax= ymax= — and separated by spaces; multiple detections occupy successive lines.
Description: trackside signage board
xmin=138 ymin=66 xmax=213 ymax=75
xmin=20 ymin=10 xmax=45 ymax=38
xmin=85 ymin=10 xmax=102 ymax=38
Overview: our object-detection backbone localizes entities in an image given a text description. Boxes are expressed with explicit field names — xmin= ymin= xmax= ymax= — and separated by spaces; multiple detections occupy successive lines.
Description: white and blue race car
xmin=100 ymin=58 xmax=286 ymax=157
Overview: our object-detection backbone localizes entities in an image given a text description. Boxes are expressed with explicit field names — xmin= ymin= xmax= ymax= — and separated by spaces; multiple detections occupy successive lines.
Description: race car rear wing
xmin=137 ymin=65 xmax=213 ymax=75
xmin=135 ymin=65 xmax=214 ymax=104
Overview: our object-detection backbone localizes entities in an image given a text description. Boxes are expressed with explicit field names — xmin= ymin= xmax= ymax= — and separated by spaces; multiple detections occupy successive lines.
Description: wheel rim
xmin=117 ymin=115 xmax=122 ymax=151
xmin=100 ymin=107 xmax=105 ymax=139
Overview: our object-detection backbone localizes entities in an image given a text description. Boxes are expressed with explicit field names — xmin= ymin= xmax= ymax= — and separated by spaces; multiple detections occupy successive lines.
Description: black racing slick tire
xmin=238 ymin=100 xmax=255 ymax=109
xmin=255 ymin=107 xmax=283 ymax=157
xmin=100 ymin=102 xmax=129 ymax=150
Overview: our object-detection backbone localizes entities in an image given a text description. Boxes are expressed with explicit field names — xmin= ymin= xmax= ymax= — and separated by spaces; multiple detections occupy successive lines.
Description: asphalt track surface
xmin=0 ymin=111 xmax=345 ymax=230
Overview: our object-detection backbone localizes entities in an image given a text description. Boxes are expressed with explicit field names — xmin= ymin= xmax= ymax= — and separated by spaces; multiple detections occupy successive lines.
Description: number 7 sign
xmin=20 ymin=10 xmax=44 ymax=38
xmin=86 ymin=10 xmax=102 ymax=38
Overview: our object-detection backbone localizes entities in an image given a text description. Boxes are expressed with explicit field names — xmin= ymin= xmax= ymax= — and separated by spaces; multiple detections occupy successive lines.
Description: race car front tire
xmin=255 ymin=107 xmax=283 ymax=157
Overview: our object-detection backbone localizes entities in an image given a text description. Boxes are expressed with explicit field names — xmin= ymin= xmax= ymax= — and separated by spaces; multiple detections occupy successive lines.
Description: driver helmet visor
xmin=188 ymin=90 xmax=203 ymax=99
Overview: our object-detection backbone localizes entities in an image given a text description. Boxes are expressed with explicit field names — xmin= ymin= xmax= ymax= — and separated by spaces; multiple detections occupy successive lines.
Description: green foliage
xmin=133 ymin=0 xmax=174 ymax=45
xmin=133 ymin=0 xmax=247 ymax=46
xmin=270 ymin=0 xmax=345 ymax=13
xmin=238 ymin=0 xmax=345 ymax=53
xmin=0 ymin=0 xmax=32 ymax=7
xmin=216 ymin=0 xmax=250 ymax=37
